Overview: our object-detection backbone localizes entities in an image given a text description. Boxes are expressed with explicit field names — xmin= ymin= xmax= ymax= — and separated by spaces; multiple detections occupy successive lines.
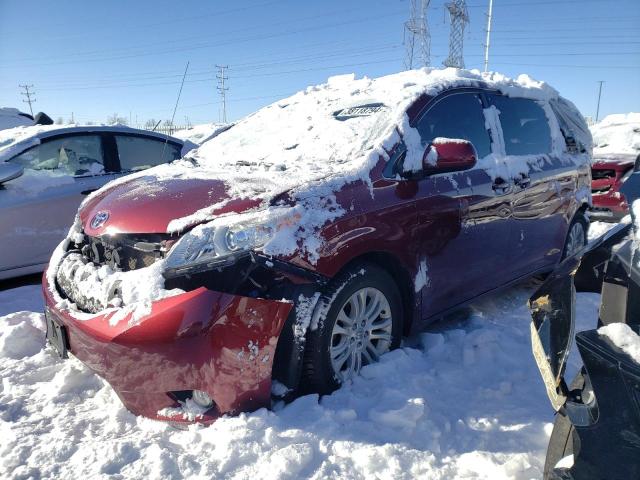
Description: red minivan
xmin=42 ymin=69 xmax=592 ymax=423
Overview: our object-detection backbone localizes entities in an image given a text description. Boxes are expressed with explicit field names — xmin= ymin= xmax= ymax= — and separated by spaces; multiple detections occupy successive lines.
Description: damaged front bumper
xmin=42 ymin=276 xmax=293 ymax=423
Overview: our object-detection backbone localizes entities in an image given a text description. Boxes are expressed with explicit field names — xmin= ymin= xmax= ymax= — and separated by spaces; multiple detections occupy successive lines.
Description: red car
xmin=590 ymin=153 xmax=638 ymax=220
xmin=42 ymin=70 xmax=592 ymax=423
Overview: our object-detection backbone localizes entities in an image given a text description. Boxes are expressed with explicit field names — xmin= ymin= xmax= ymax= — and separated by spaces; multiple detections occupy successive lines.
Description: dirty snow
xmin=598 ymin=323 xmax=640 ymax=364
xmin=0 ymin=280 xmax=603 ymax=479
xmin=590 ymin=112 xmax=640 ymax=156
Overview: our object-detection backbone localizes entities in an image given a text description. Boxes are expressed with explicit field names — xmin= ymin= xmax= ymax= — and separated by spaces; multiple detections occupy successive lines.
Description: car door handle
xmin=491 ymin=179 xmax=512 ymax=195
xmin=81 ymin=188 xmax=98 ymax=195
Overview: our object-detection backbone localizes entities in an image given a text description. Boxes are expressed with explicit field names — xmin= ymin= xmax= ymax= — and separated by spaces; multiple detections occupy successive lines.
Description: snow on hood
xmin=86 ymin=68 xmax=561 ymax=237
xmin=590 ymin=112 xmax=640 ymax=156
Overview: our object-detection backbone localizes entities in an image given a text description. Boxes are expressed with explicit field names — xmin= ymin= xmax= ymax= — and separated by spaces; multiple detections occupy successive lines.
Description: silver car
xmin=0 ymin=125 xmax=183 ymax=280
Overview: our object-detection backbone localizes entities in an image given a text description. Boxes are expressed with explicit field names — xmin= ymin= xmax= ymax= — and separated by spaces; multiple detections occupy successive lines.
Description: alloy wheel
xmin=329 ymin=287 xmax=393 ymax=382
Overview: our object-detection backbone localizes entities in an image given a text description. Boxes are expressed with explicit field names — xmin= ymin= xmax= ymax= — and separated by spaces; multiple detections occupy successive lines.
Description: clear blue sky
xmin=1 ymin=0 xmax=638 ymax=126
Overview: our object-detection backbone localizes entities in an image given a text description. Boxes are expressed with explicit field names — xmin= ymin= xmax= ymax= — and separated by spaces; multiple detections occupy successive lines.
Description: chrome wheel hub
xmin=330 ymin=287 xmax=393 ymax=382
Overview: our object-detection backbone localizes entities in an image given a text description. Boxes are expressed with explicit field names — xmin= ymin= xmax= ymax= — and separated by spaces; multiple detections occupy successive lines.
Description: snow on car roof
xmin=0 ymin=124 xmax=182 ymax=163
xmin=108 ymin=68 xmax=560 ymax=233
xmin=0 ymin=107 xmax=34 ymax=131
xmin=590 ymin=112 xmax=640 ymax=156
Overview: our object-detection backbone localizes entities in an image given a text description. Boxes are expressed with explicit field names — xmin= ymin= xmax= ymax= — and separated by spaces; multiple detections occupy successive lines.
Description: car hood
xmin=80 ymin=174 xmax=264 ymax=236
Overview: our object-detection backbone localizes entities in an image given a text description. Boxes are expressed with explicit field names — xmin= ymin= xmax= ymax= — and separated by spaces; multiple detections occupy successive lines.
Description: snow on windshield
xmin=590 ymin=112 xmax=640 ymax=156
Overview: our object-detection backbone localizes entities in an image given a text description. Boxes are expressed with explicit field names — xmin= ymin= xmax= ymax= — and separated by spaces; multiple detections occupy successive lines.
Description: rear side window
xmin=115 ymin=135 xmax=181 ymax=172
xmin=488 ymin=94 xmax=551 ymax=155
xmin=417 ymin=92 xmax=491 ymax=159
xmin=10 ymin=134 xmax=104 ymax=176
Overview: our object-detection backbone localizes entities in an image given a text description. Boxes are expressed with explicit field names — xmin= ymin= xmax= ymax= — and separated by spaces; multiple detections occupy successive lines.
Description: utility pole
xmin=443 ymin=0 xmax=470 ymax=69
xmin=19 ymin=84 xmax=36 ymax=116
xmin=404 ymin=0 xmax=431 ymax=69
xmin=216 ymin=65 xmax=229 ymax=123
xmin=596 ymin=81 xmax=605 ymax=122
xmin=483 ymin=0 xmax=494 ymax=72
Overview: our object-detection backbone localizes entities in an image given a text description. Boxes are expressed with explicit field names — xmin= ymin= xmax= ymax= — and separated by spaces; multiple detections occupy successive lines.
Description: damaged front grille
xmin=79 ymin=233 xmax=174 ymax=272
xmin=54 ymin=232 xmax=177 ymax=313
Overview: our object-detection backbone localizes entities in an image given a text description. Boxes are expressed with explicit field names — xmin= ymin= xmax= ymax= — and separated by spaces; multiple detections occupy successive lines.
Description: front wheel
xmin=562 ymin=213 xmax=589 ymax=259
xmin=302 ymin=263 xmax=403 ymax=394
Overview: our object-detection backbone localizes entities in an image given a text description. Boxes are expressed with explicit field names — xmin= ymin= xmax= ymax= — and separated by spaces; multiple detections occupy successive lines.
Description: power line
xmin=19 ymin=84 xmax=36 ymax=116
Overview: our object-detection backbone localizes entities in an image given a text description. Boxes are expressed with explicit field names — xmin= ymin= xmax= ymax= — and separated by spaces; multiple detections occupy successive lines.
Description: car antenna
xmin=151 ymin=119 xmax=162 ymax=132
xmin=161 ymin=61 xmax=189 ymax=161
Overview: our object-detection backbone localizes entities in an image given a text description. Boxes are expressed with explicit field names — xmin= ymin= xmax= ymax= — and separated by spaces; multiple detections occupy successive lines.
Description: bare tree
xmin=107 ymin=113 xmax=128 ymax=125
xmin=144 ymin=118 xmax=158 ymax=129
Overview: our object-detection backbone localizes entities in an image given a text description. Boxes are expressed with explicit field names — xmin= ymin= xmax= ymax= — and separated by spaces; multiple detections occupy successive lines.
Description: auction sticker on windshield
xmin=333 ymin=103 xmax=387 ymax=120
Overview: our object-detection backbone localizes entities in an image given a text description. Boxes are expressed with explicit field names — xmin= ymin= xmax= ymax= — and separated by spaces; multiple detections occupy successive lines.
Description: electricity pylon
xmin=404 ymin=0 xmax=431 ymax=70
xmin=443 ymin=0 xmax=469 ymax=69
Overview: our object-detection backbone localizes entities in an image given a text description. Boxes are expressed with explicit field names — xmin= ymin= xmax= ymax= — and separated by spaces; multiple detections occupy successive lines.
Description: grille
xmin=78 ymin=233 xmax=175 ymax=271
xmin=591 ymin=168 xmax=616 ymax=180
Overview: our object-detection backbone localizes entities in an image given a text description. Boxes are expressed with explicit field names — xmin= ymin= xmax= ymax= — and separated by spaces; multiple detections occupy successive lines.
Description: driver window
xmin=10 ymin=135 xmax=104 ymax=176
xmin=416 ymin=93 xmax=491 ymax=159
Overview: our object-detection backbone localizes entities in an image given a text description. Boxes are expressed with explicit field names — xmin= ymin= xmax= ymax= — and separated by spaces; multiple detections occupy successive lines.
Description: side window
xmin=488 ymin=94 xmax=551 ymax=155
xmin=9 ymin=135 xmax=104 ymax=176
xmin=416 ymin=93 xmax=491 ymax=159
xmin=115 ymin=136 xmax=181 ymax=172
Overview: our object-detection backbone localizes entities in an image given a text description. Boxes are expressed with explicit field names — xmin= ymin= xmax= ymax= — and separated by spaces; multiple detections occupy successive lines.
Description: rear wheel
xmin=562 ymin=214 xmax=589 ymax=259
xmin=302 ymin=263 xmax=402 ymax=394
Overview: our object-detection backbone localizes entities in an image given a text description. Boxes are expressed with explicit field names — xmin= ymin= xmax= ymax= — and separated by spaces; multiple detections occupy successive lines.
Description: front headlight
xmin=164 ymin=209 xmax=300 ymax=275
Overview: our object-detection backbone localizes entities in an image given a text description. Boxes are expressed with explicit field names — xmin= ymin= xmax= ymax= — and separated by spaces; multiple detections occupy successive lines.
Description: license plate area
xmin=45 ymin=308 xmax=69 ymax=359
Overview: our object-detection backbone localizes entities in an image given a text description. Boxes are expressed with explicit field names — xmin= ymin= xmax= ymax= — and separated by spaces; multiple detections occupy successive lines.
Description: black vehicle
xmin=530 ymin=161 xmax=640 ymax=480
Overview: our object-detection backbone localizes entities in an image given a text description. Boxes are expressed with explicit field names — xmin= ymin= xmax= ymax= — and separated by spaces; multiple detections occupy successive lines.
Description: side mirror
xmin=0 ymin=163 xmax=24 ymax=185
xmin=423 ymin=138 xmax=477 ymax=174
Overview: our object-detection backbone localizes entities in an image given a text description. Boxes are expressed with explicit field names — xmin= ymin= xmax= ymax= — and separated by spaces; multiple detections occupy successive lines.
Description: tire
xmin=543 ymin=373 xmax=584 ymax=479
xmin=302 ymin=263 xmax=403 ymax=394
xmin=562 ymin=213 xmax=589 ymax=260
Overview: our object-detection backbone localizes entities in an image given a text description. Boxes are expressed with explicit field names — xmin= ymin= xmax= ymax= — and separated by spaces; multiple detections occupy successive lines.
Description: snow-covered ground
xmin=0 ymin=267 xmax=605 ymax=479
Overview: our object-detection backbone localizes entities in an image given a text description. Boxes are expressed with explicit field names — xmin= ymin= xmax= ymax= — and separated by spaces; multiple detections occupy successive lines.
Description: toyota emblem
xmin=90 ymin=211 xmax=110 ymax=229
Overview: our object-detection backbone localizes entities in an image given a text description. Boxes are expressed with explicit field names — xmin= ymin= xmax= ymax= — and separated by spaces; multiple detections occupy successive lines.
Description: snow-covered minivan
xmin=43 ymin=69 xmax=592 ymax=422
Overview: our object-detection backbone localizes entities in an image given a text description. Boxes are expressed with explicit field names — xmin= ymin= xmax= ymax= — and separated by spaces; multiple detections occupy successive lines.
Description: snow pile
xmin=598 ymin=323 xmax=640 ymax=363
xmin=0 ymin=281 xmax=604 ymax=479
xmin=590 ymin=112 xmax=640 ymax=156
xmin=173 ymin=123 xmax=230 ymax=146
xmin=0 ymin=107 xmax=33 ymax=131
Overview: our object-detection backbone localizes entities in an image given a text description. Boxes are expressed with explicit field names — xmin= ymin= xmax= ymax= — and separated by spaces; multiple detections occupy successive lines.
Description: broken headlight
xmin=163 ymin=210 xmax=299 ymax=277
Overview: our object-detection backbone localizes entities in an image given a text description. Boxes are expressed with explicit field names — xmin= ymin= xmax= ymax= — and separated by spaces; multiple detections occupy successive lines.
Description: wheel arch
xmin=333 ymin=251 xmax=417 ymax=337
